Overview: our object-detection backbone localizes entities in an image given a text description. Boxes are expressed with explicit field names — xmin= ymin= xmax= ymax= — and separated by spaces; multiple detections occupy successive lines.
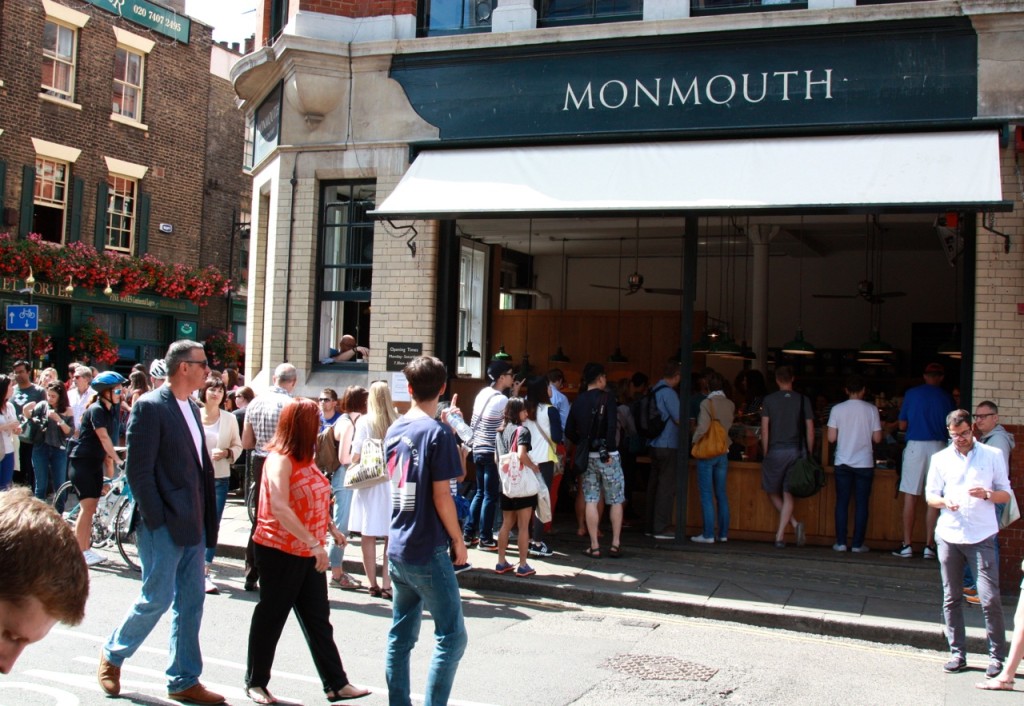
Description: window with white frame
xmin=106 ymin=174 xmax=137 ymax=252
xmin=457 ymin=239 xmax=487 ymax=377
xmin=33 ymin=157 xmax=69 ymax=243
xmin=41 ymin=20 xmax=76 ymax=101
xmin=113 ymin=47 xmax=144 ymax=121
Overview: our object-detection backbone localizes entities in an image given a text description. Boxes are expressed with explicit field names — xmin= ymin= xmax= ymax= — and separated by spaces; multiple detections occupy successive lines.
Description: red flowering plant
xmin=204 ymin=329 xmax=244 ymax=370
xmin=0 ymin=233 xmax=230 ymax=306
xmin=67 ymin=319 xmax=119 ymax=366
xmin=0 ymin=331 xmax=53 ymax=362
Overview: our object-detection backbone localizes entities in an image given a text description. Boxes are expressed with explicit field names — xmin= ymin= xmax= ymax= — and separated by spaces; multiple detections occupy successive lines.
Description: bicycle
xmin=53 ymin=467 xmax=140 ymax=572
xmin=244 ymin=452 xmax=258 ymax=524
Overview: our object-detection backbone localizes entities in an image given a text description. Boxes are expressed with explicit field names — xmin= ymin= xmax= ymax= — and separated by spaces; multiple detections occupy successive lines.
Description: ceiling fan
xmin=813 ymin=279 xmax=906 ymax=304
xmin=590 ymin=220 xmax=684 ymax=296
xmin=812 ymin=216 xmax=906 ymax=304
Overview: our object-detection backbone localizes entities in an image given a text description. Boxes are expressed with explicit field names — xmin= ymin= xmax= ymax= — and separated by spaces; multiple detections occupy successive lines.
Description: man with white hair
xmin=67 ymin=366 xmax=93 ymax=433
xmin=241 ymin=363 xmax=297 ymax=591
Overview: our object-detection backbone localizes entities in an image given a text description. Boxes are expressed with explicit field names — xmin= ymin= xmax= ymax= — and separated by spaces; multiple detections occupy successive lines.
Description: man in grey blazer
xmin=98 ymin=340 xmax=224 ymax=705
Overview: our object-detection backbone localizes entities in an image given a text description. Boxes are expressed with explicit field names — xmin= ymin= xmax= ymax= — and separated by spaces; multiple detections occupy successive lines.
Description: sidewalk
xmin=216 ymin=496 xmax=1012 ymax=654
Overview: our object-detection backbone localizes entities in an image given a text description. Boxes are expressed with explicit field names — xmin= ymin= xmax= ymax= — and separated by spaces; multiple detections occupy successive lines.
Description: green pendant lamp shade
xmin=492 ymin=345 xmax=512 ymax=361
xmin=781 ymin=329 xmax=816 ymax=356
xmin=458 ymin=341 xmax=481 ymax=359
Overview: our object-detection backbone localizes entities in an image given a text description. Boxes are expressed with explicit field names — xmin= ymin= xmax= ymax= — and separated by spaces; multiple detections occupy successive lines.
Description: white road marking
xmin=49 ymin=629 xmax=500 ymax=706
xmin=0 ymin=682 xmax=79 ymax=706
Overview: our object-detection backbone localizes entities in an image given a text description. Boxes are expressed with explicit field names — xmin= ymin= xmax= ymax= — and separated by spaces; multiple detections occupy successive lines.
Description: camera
xmin=597 ymin=440 xmax=610 ymax=464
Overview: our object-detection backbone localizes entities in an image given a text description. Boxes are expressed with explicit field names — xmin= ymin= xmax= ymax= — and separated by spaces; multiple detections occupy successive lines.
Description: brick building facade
xmin=232 ymin=0 xmax=1024 ymax=586
xmin=0 ymin=0 xmax=250 ymax=371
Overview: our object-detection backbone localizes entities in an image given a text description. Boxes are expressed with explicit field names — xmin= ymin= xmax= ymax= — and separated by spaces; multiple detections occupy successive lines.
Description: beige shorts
xmin=899 ymin=440 xmax=945 ymax=495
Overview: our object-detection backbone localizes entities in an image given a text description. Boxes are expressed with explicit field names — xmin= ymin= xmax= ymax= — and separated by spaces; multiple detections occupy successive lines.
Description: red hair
xmin=266 ymin=398 xmax=319 ymax=464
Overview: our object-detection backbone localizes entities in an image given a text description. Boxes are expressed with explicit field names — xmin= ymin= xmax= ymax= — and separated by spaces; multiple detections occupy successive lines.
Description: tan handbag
xmin=691 ymin=398 xmax=729 ymax=460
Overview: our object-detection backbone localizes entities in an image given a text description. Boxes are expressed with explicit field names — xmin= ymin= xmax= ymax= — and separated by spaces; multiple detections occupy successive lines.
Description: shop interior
xmin=445 ymin=211 xmax=976 ymax=545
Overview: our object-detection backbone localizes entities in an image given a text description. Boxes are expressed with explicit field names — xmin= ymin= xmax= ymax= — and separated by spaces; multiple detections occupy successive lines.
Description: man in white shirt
xmin=66 ymin=366 xmax=93 ymax=433
xmin=826 ymin=376 xmax=882 ymax=553
xmin=925 ymin=409 xmax=1011 ymax=676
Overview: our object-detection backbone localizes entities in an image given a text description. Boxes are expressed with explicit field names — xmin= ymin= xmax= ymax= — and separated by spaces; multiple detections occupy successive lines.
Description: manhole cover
xmin=603 ymin=654 xmax=719 ymax=682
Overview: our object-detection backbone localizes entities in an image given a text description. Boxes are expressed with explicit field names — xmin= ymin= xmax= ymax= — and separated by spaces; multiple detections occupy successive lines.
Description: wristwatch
xmin=985 ymin=490 xmax=992 ymax=501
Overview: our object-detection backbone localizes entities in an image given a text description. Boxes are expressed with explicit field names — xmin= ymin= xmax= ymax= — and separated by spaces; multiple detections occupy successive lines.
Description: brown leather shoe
xmin=97 ymin=651 xmax=120 ymax=696
xmin=167 ymin=682 xmax=226 ymax=704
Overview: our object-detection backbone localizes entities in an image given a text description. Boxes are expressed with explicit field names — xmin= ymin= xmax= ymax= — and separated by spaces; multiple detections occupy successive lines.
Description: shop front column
xmin=749 ymin=225 xmax=778 ymax=369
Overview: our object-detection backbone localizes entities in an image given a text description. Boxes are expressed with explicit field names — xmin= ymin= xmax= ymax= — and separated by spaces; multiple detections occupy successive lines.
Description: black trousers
xmin=16 ymin=441 xmax=35 ymax=490
xmin=246 ymin=543 xmax=350 ymax=692
xmin=244 ymin=454 xmax=266 ymax=585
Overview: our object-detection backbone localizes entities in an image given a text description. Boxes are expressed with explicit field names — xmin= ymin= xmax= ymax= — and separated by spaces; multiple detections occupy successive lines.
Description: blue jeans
xmin=696 ymin=453 xmax=729 ymax=540
xmin=32 ymin=444 xmax=67 ymax=500
xmin=0 ymin=452 xmax=13 ymax=490
xmin=205 ymin=478 xmax=230 ymax=564
xmin=833 ymin=465 xmax=874 ymax=548
xmin=466 ymin=453 xmax=499 ymax=542
xmin=386 ymin=545 xmax=467 ymax=706
xmin=330 ymin=469 xmax=354 ymax=569
xmin=104 ymin=523 xmax=207 ymax=692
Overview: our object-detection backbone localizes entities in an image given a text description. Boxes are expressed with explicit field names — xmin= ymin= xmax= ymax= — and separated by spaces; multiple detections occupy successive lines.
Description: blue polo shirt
xmin=898 ymin=383 xmax=955 ymax=442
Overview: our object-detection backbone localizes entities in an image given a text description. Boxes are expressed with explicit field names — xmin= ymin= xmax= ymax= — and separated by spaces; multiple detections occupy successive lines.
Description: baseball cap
xmin=487 ymin=360 xmax=512 ymax=382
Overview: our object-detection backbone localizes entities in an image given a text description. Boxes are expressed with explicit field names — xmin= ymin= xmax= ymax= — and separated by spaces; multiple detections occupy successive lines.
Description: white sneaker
xmin=690 ymin=535 xmax=715 ymax=544
xmin=832 ymin=544 xmax=848 ymax=552
xmin=83 ymin=549 xmax=105 ymax=567
xmin=204 ymin=576 xmax=219 ymax=595
xmin=851 ymin=545 xmax=871 ymax=554
xmin=923 ymin=545 xmax=937 ymax=560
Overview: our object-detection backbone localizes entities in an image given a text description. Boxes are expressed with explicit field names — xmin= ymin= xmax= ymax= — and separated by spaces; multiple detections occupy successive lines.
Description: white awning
xmin=373 ymin=130 xmax=1007 ymax=219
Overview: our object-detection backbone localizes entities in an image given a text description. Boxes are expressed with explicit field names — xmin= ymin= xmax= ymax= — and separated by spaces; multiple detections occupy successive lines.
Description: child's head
xmin=502 ymin=397 xmax=528 ymax=428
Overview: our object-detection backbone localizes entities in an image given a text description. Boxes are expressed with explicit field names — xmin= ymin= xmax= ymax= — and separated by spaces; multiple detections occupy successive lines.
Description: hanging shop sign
xmin=389 ymin=18 xmax=977 ymax=141
xmin=82 ymin=0 xmax=191 ymax=43
xmin=253 ymin=82 xmax=283 ymax=166
xmin=176 ymin=320 xmax=198 ymax=340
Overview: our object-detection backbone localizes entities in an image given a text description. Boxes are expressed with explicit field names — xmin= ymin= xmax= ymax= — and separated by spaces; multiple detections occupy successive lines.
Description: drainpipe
xmin=282 ymin=161 xmax=297 ymax=364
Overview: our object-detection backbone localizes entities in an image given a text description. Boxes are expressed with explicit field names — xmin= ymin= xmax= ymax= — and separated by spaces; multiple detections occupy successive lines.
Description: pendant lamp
xmin=608 ymin=237 xmax=628 ymax=363
xmin=858 ymin=331 xmax=894 ymax=356
xmin=781 ymin=249 xmax=815 ymax=356
xmin=458 ymin=341 xmax=481 ymax=359
xmin=550 ymin=238 xmax=571 ymax=363
xmin=493 ymin=345 xmax=512 ymax=361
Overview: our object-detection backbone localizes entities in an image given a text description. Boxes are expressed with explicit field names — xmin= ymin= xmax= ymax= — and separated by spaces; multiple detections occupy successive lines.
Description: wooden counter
xmin=651 ymin=460 xmax=924 ymax=548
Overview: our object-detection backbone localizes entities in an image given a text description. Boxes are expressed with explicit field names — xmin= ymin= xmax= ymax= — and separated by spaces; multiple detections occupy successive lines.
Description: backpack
xmin=314 ymin=416 xmax=344 ymax=477
xmin=635 ymin=384 xmax=668 ymax=441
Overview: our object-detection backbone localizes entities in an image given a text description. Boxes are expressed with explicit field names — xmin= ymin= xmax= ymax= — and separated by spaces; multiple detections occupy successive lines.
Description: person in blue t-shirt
xmin=892 ymin=362 xmax=955 ymax=559
xmin=385 ymin=356 xmax=467 ymax=706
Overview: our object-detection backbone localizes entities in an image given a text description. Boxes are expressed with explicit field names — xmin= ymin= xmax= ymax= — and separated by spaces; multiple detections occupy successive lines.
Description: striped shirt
xmin=470 ymin=386 xmax=507 ymax=455
xmin=246 ymin=386 xmax=292 ymax=457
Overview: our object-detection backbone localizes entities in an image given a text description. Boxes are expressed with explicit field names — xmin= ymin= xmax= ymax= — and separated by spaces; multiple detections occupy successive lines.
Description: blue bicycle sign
xmin=5 ymin=304 xmax=39 ymax=331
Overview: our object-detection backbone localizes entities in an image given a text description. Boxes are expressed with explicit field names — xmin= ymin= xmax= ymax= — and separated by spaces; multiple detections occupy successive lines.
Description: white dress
xmin=347 ymin=416 xmax=392 ymax=537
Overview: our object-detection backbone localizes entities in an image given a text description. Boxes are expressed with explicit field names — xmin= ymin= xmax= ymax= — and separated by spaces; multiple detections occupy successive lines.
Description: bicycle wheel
xmin=246 ymin=482 xmax=257 ymax=524
xmin=114 ymin=499 xmax=141 ymax=573
xmin=52 ymin=481 xmax=81 ymax=524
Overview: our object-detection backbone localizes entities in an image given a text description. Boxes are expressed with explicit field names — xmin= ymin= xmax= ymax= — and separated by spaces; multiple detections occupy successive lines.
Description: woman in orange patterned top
xmin=244 ymin=399 xmax=370 ymax=704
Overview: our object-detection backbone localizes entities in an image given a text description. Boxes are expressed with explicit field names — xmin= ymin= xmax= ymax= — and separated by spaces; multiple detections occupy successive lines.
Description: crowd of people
xmin=2 ymin=345 xmax=1022 ymax=701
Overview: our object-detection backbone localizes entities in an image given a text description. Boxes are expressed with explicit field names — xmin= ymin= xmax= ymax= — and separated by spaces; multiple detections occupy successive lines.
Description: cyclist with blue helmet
xmin=69 ymin=370 xmax=127 ymax=567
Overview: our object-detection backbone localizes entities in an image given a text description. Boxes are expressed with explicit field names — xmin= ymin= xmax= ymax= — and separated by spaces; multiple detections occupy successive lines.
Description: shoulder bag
xmin=498 ymin=427 xmax=539 ymax=498
xmin=1000 ymin=490 xmax=1021 ymax=529
xmin=691 ymin=398 xmax=729 ymax=460
xmin=573 ymin=391 xmax=608 ymax=476
xmin=785 ymin=393 xmax=826 ymax=498
xmin=344 ymin=436 xmax=389 ymax=490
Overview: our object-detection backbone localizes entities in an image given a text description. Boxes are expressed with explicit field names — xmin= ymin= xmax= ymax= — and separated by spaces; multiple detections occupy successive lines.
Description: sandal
xmin=326 ymin=684 xmax=371 ymax=701
xmin=608 ymin=545 xmax=622 ymax=558
xmin=330 ymin=572 xmax=363 ymax=590
xmin=976 ymin=678 xmax=1015 ymax=691
xmin=245 ymin=685 xmax=278 ymax=704
xmin=582 ymin=547 xmax=601 ymax=558
xmin=368 ymin=586 xmax=382 ymax=598
xmin=380 ymin=588 xmax=393 ymax=600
